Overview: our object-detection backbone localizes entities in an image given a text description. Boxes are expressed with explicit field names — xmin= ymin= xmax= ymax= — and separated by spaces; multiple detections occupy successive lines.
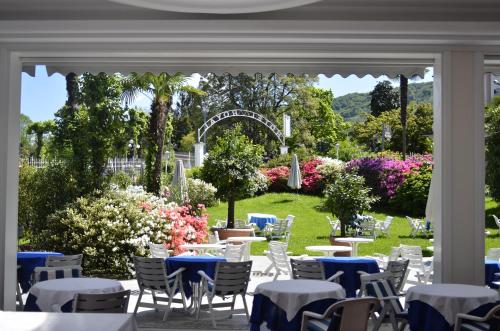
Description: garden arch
xmin=197 ymin=109 xmax=285 ymax=146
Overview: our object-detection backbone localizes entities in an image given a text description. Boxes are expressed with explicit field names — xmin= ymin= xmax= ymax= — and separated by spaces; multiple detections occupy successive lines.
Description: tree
xmin=122 ymin=73 xmax=202 ymax=195
xmin=485 ymin=96 xmax=500 ymax=201
xmin=400 ymin=75 xmax=408 ymax=160
xmin=370 ymin=81 xmax=399 ymax=117
xmin=19 ymin=114 xmax=33 ymax=157
xmin=201 ymin=126 xmax=263 ymax=228
xmin=27 ymin=120 xmax=55 ymax=158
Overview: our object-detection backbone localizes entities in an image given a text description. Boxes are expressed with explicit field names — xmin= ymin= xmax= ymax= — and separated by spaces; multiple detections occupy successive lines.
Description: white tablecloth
xmin=30 ymin=277 xmax=124 ymax=312
xmin=255 ymin=279 xmax=346 ymax=321
xmin=406 ymin=284 xmax=499 ymax=324
xmin=0 ymin=312 xmax=137 ymax=331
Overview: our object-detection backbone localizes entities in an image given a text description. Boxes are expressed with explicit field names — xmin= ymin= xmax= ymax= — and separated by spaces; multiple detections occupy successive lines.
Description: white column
xmin=433 ymin=51 xmax=485 ymax=285
xmin=194 ymin=142 xmax=205 ymax=167
xmin=279 ymin=145 xmax=289 ymax=155
xmin=0 ymin=48 xmax=21 ymax=310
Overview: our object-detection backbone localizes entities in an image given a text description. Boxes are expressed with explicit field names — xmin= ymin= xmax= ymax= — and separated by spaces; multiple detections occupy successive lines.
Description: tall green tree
xmin=485 ymin=96 xmax=500 ymax=201
xmin=27 ymin=120 xmax=55 ymax=158
xmin=20 ymin=114 xmax=33 ymax=157
xmin=400 ymin=75 xmax=409 ymax=160
xmin=370 ymin=80 xmax=399 ymax=117
xmin=122 ymin=73 xmax=202 ymax=195
xmin=201 ymin=126 xmax=263 ymax=227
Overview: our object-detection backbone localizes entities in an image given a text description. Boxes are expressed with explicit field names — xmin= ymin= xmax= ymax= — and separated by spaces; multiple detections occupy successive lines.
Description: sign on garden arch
xmin=197 ymin=109 xmax=285 ymax=145
xmin=194 ymin=109 xmax=288 ymax=166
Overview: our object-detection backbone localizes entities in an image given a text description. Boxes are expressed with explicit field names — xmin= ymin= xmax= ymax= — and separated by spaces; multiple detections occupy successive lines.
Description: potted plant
xmin=201 ymin=125 xmax=264 ymax=240
xmin=323 ymin=172 xmax=377 ymax=255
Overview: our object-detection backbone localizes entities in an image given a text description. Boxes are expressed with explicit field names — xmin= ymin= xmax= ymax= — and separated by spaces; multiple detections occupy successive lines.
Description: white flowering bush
xmin=37 ymin=187 xmax=208 ymax=279
xmin=186 ymin=178 xmax=218 ymax=207
xmin=316 ymin=157 xmax=345 ymax=187
xmin=249 ymin=171 xmax=270 ymax=196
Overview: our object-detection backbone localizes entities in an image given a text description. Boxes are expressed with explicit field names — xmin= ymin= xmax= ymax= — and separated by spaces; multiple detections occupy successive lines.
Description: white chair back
xmin=46 ymin=254 xmax=83 ymax=267
xmin=268 ymin=241 xmax=291 ymax=280
xmin=149 ymin=242 xmax=171 ymax=258
xmin=33 ymin=266 xmax=82 ymax=284
xmin=487 ymin=248 xmax=500 ymax=261
xmin=493 ymin=215 xmax=500 ymax=235
xmin=327 ymin=216 xmax=341 ymax=236
xmin=224 ymin=243 xmax=245 ymax=262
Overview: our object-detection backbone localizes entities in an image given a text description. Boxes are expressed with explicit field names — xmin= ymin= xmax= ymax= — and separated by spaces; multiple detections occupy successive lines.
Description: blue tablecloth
xmin=248 ymin=214 xmax=277 ymax=230
xmin=485 ymin=259 xmax=500 ymax=288
xmin=408 ymin=300 xmax=499 ymax=331
xmin=17 ymin=251 xmax=63 ymax=293
xmin=317 ymin=257 xmax=380 ymax=297
xmin=166 ymin=255 xmax=226 ymax=298
xmin=250 ymin=293 xmax=338 ymax=331
xmin=24 ymin=293 xmax=73 ymax=312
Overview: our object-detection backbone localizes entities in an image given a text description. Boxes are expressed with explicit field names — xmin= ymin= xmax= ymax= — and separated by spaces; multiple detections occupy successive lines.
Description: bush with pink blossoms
xmin=300 ymin=158 xmax=324 ymax=194
xmin=263 ymin=166 xmax=290 ymax=192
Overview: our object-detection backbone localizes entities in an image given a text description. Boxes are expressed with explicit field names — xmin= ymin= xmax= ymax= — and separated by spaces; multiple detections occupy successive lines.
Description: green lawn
xmin=206 ymin=193 xmax=500 ymax=256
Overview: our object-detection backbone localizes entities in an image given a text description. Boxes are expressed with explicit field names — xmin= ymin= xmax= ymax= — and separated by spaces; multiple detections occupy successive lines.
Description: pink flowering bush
xmin=301 ymin=158 xmax=324 ymax=194
xmin=263 ymin=166 xmax=290 ymax=192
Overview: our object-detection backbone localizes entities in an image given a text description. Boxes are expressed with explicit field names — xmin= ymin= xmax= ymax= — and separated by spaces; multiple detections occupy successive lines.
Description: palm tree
xmin=122 ymin=73 xmax=202 ymax=195
xmin=400 ymin=75 xmax=408 ymax=160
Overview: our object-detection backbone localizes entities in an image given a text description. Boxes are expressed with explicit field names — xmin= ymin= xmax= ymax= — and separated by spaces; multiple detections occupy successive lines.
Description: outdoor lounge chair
xmin=493 ymin=215 xmax=500 ymax=235
xmin=45 ymin=254 xmax=83 ymax=267
xmin=197 ymin=261 xmax=252 ymax=328
xmin=268 ymin=241 xmax=292 ymax=280
xmin=373 ymin=246 xmax=401 ymax=269
xmin=365 ymin=279 xmax=409 ymax=331
xmin=290 ymin=258 xmax=343 ymax=283
xmin=149 ymin=242 xmax=172 ymax=258
xmin=326 ymin=216 xmax=341 ymax=236
xmin=72 ymin=290 xmax=131 ymax=313
xmin=374 ymin=216 xmax=394 ymax=237
xmin=385 ymin=259 xmax=410 ymax=294
xmin=454 ymin=304 xmax=500 ymax=331
xmin=400 ymin=245 xmax=433 ymax=283
xmin=301 ymin=297 xmax=380 ymax=331
xmin=32 ymin=266 xmax=82 ymax=284
xmin=224 ymin=243 xmax=246 ymax=262
xmin=133 ymin=256 xmax=186 ymax=320
xmin=406 ymin=216 xmax=429 ymax=238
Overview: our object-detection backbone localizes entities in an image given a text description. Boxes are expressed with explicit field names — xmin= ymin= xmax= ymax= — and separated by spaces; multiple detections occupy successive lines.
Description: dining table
xmin=316 ymin=256 xmax=380 ymax=297
xmin=247 ymin=213 xmax=277 ymax=230
xmin=334 ymin=237 xmax=373 ymax=256
xmin=17 ymin=251 xmax=63 ymax=292
xmin=406 ymin=283 xmax=499 ymax=331
xmin=250 ymin=279 xmax=346 ymax=331
xmin=180 ymin=243 xmax=225 ymax=255
xmin=305 ymin=245 xmax=352 ymax=256
xmin=0 ymin=311 xmax=138 ymax=331
xmin=24 ymin=277 xmax=124 ymax=312
xmin=485 ymin=259 xmax=500 ymax=288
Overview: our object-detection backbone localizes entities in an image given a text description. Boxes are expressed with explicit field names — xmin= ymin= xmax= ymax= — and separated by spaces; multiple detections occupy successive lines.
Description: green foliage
xmin=19 ymin=114 xmax=33 ymax=158
xmin=370 ymin=81 xmax=400 ymax=117
xmin=20 ymin=162 xmax=81 ymax=244
xmin=323 ymin=172 xmax=378 ymax=236
xmin=334 ymin=81 xmax=433 ymax=122
xmin=36 ymin=190 xmax=167 ymax=278
xmin=390 ymin=165 xmax=432 ymax=216
xmin=486 ymin=99 xmax=500 ymax=201
xmin=351 ymin=103 xmax=433 ymax=154
xmin=186 ymin=166 xmax=203 ymax=179
xmin=109 ymin=171 xmax=133 ymax=189
xmin=186 ymin=178 xmax=218 ymax=207
xmin=27 ymin=120 xmax=55 ymax=158
xmin=201 ymin=126 xmax=264 ymax=227
xmin=179 ymin=131 xmax=196 ymax=152
xmin=329 ymin=139 xmax=367 ymax=161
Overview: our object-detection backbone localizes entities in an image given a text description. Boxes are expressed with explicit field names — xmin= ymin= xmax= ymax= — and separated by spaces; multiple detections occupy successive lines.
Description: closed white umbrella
xmin=287 ymin=154 xmax=302 ymax=190
xmin=425 ymin=167 xmax=435 ymax=231
xmin=172 ymin=159 xmax=188 ymax=201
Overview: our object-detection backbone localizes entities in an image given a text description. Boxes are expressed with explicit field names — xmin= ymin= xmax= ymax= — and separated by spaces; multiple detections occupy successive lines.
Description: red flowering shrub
xmin=301 ymin=158 xmax=324 ymax=194
xmin=263 ymin=166 xmax=290 ymax=192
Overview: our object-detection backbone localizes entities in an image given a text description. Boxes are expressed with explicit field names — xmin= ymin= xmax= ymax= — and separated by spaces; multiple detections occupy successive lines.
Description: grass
xmin=206 ymin=193 xmax=500 ymax=256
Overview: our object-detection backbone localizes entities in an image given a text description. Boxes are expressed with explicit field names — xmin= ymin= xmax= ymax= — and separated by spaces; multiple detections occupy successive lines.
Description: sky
xmin=21 ymin=65 xmax=433 ymax=122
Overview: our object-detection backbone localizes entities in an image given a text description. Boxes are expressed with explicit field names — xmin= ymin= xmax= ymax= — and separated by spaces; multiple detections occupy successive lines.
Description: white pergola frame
xmin=2 ymin=19 xmax=500 ymax=310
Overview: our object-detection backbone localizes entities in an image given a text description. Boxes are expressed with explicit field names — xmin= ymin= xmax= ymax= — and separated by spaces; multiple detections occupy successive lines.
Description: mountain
xmin=333 ymin=81 xmax=433 ymax=122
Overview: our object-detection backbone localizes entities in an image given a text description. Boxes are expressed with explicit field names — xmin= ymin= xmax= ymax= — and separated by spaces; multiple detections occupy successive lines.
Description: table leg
xmin=351 ymin=243 xmax=358 ymax=257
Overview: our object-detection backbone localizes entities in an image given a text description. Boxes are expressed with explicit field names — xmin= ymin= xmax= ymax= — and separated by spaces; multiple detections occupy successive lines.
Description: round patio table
xmin=248 ymin=213 xmax=277 ymax=230
xmin=305 ymin=245 xmax=352 ymax=256
xmin=17 ymin=251 xmax=63 ymax=293
xmin=406 ymin=284 xmax=499 ymax=331
xmin=226 ymin=236 xmax=266 ymax=261
xmin=24 ymin=277 xmax=123 ymax=312
xmin=180 ymin=243 xmax=225 ymax=255
xmin=250 ymin=279 xmax=345 ymax=331
xmin=485 ymin=259 xmax=500 ymax=287
xmin=334 ymin=237 xmax=373 ymax=256
xmin=316 ymin=257 xmax=380 ymax=297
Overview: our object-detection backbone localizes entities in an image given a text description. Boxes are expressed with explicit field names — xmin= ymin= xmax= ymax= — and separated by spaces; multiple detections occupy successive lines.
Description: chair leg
xmin=152 ymin=290 xmax=158 ymax=312
xmin=229 ymin=295 xmax=236 ymax=319
xmin=242 ymin=294 xmax=250 ymax=322
xmin=208 ymin=297 xmax=216 ymax=328
xmin=16 ymin=283 xmax=23 ymax=310
xmin=163 ymin=290 xmax=174 ymax=321
xmin=134 ymin=290 xmax=143 ymax=315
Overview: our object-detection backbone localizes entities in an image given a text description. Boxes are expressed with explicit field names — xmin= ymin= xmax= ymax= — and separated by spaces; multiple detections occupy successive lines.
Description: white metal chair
xmin=406 ymin=216 xmax=428 ymax=238
xmin=73 ymin=290 xmax=131 ymax=313
xmin=264 ymin=218 xmax=289 ymax=240
xmin=268 ymin=241 xmax=292 ymax=280
xmin=373 ymin=246 xmax=401 ymax=269
xmin=133 ymin=256 xmax=186 ymax=320
xmin=262 ymin=233 xmax=293 ymax=275
xmin=374 ymin=216 xmax=394 ymax=237
xmin=357 ymin=271 xmax=392 ymax=297
xmin=301 ymin=297 xmax=380 ymax=331
xmin=32 ymin=266 xmax=82 ymax=284
xmin=45 ymin=254 xmax=83 ymax=267
xmin=224 ymin=243 xmax=246 ymax=262
xmin=290 ymin=259 xmax=343 ymax=283
xmin=149 ymin=242 xmax=173 ymax=258
xmin=400 ymin=245 xmax=433 ymax=283
xmin=197 ymin=261 xmax=252 ymax=328
xmin=487 ymin=248 xmax=500 ymax=261
xmin=493 ymin=215 xmax=500 ymax=235
xmin=454 ymin=304 xmax=500 ymax=331
xmin=358 ymin=218 xmax=376 ymax=238
xmin=214 ymin=219 xmax=227 ymax=228
xmin=326 ymin=216 xmax=341 ymax=236
xmin=365 ymin=279 xmax=409 ymax=331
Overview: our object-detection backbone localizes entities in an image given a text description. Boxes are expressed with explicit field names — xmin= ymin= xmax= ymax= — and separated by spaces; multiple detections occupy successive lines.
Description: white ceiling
xmin=1 ymin=0 xmax=500 ymax=21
